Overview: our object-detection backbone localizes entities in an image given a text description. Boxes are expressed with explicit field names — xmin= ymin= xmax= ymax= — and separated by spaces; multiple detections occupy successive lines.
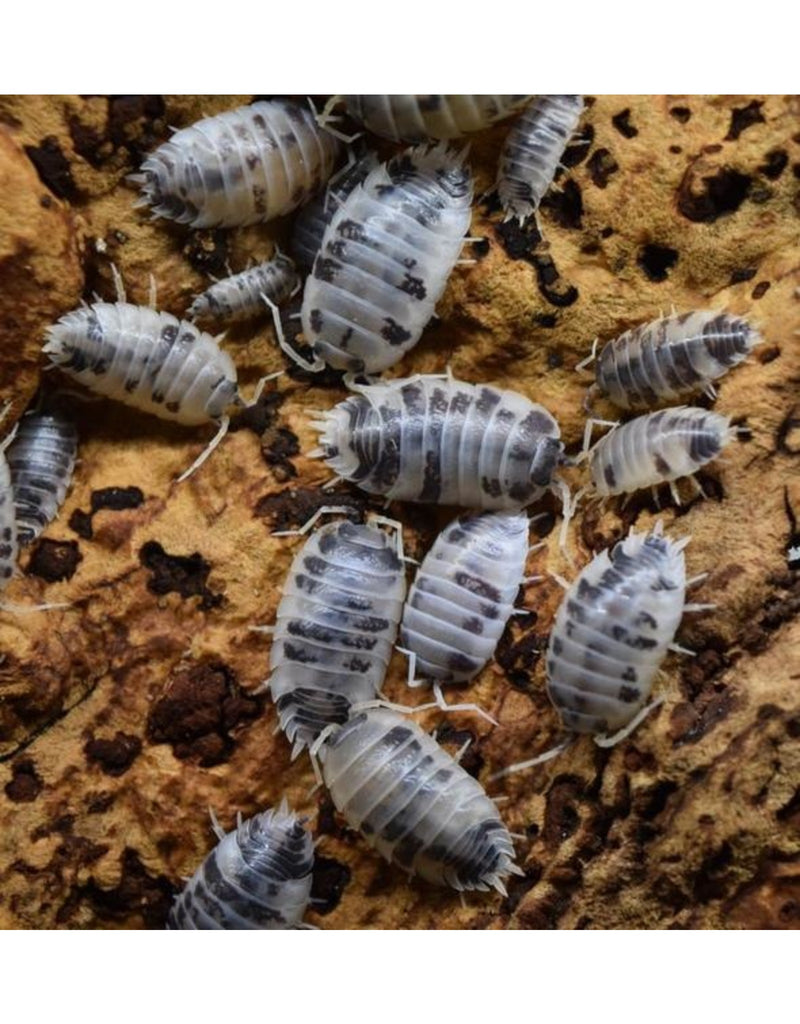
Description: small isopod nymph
xmin=336 ymin=95 xmax=532 ymax=143
xmin=400 ymin=510 xmax=530 ymax=684
xmin=133 ymin=99 xmax=342 ymax=228
xmin=268 ymin=520 xmax=407 ymax=757
xmin=318 ymin=707 xmax=522 ymax=893
xmin=546 ymin=522 xmax=689 ymax=741
xmin=188 ymin=252 xmax=299 ymax=323
xmin=7 ymin=410 xmax=78 ymax=546
xmin=589 ymin=310 xmax=761 ymax=410
xmin=496 ymin=95 xmax=584 ymax=223
xmin=299 ymin=144 xmax=473 ymax=374
xmin=588 ymin=406 xmax=734 ymax=504
xmin=312 ymin=374 xmax=565 ymax=510
xmin=290 ymin=151 xmax=379 ymax=271
xmin=167 ymin=802 xmax=314 ymax=930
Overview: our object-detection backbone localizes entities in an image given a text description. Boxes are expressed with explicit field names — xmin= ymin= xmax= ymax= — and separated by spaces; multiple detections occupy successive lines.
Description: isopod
xmin=316 ymin=707 xmax=522 ymax=893
xmin=0 ymin=448 xmax=17 ymax=590
xmin=400 ymin=510 xmax=530 ymax=684
xmin=332 ymin=95 xmax=532 ymax=143
xmin=290 ymin=151 xmax=379 ymax=271
xmin=586 ymin=406 xmax=735 ymax=505
xmin=298 ymin=144 xmax=473 ymax=374
xmin=43 ymin=272 xmax=250 ymax=481
xmin=496 ymin=95 xmax=584 ymax=223
xmin=133 ymin=99 xmax=342 ymax=228
xmin=267 ymin=519 xmax=407 ymax=757
xmin=584 ymin=310 xmax=761 ymax=409
xmin=7 ymin=409 xmax=78 ymax=545
xmin=187 ymin=251 xmax=299 ymax=323
xmin=167 ymin=801 xmax=314 ymax=929
xmin=312 ymin=374 xmax=567 ymax=511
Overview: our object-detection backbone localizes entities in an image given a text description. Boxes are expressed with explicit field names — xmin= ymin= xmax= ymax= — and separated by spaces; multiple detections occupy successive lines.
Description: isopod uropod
xmin=188 ymin=252 xmax=299 ymax=324
xmin=587 ymin=406 xmax=735 ymax=505
xmin=587 ymin=310 xmax=761 ymax=410
xmin=318 ymin=707 xmax=522 ymax=893
xmin=496 ymin=94 xmax=584 ymax=223
xmin=7 ymin=410 xmax=78 ymax=545
xmin=400 ymin=510 xmax=530 ymax=684
xmin=267 ymin=519 xmax=407 ymax=757
xmin=312 ymin=374 xmax=566 ymax=512
xmin=299 ymin=144 xmax=473 ymax=374
xmin=167 ymin=801 xmax=314 ymax=930
xmin=133 ymin=99 xmax=342 ymax=229
xmin=334 ymin=95 xmax=532 ymax=143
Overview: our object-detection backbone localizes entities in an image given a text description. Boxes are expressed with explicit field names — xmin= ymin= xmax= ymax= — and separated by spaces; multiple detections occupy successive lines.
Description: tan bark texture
xmin=0 ymin=95 xmax=798 ymax=930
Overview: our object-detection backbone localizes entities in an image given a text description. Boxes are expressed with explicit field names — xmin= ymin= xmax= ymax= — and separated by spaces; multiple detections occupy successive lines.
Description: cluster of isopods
xmin=9 ymin=95 xmax=763 ymax=929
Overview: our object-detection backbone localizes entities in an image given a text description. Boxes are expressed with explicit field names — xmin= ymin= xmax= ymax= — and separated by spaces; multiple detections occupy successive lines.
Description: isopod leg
xmin=272 ymin=505 xmax=356 ymax=539
xmin=594 ymin=697 xmax=665 ymax=748
xmin=175 ymin=415 xmax=230 ymax=484
xmin=432 ymin=681 xmax=498 ymax=728
xmin=488 ymin=735 xmax=575 ymax=781
xmin=261 ymin=292 xmax=325 ymax=374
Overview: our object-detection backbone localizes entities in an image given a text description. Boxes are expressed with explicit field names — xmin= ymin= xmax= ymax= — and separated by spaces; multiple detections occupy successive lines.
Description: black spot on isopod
xmin=25 ymin=136 xmax=81 ymax=202
xmin=138 ymin=540 xmax=222 ymax=610
xmin=381 ymin=318 xmax=412 ymax=345
xmin=25 ymin=539 xmax=82 ymax=582
xmin=603 ymin=463 xmax=617 ymax=489
xmin=398 ymin=273 xmax=427 ymax=300
xmin=677 ymin=167 xmax=752 ymax=223
xmin=313 ymin=256 xmax=342 ymax=283
xmin=669 ymin=106 xmax=691 ymax=123
xmin=637 ymin=244 xmax=679 ymax=283
xmin=760 ymin=149 xmax=788 ymax=180
xmin=611 ymin=109 xmax=638 ymax=138
xmin=724 ymin=100 xmax=765 ymax=141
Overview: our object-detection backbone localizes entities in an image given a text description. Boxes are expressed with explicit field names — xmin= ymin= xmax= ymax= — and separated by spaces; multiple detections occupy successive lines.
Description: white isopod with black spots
xmin=0 ymin=447 xmax=18 ymax=590
xmin=317 ymin=707 xmax=522 ymax=893
xmin=188 ymin=251 xmax=299 ymax=323
xmin=43 ymin=275 xmax=249 ymax=481
xmin=312 ymin=374 xmax=566 ymax=511
xmin=299 ymin=144 xmax=473 ymax=374
xmin=7 ymin=409 xmax=78 ymax=545
xmin=335 ymin=95 xmax=532 ymax=143
xmin=133 ymin=99 xmax=342 ymax=228
xmin=585 ymin=310 xmax=761 ymax=410
xmin=496 ymin=95 xmax=584 ymax=223
xmin=400 ymin=510 xmax=530 ymax=684
xmin=167 ymin=801 xmax=314 ymax=930
xmin=267 ymin=519 xmax=407 ymax=757
xmin=587 ymin=406 xmax=735 ymax=505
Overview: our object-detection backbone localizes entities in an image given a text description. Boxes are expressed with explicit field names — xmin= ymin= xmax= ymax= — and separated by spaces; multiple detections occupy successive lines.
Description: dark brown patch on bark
xmin=138 ymin=540 xmax=222 ymax=610
xmin=310 ymin=855 xmax=352 ymax=914
xmin=4 ymin=758 xmax=43 ymax=803
xmin=84 ymin=731 xmax=142 ymax=776
xmin=25 ymin=539 xmax=82 ymax=582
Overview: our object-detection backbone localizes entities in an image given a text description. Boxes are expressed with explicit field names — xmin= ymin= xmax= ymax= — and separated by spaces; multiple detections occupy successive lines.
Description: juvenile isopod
xmin=290 ymin=151 xmax=380 ymax=271
xmin=167 ymin=801 xmax=314 ymax=930
xmin=316 ymin=707 xmax=522 ymax=893
xmin=329 ymin=95 xmax=532 ymax=143
xmin=43 ymin=271 xmax=260 ymax=481
xmin=133 ymin=99 xmax=342 ymax=228
xmin=311 ymin=374 xmax=568 ymax=515
xmin=7 ymin=409 xmax=78 ymax=545
xmin=399 ymin=510 xmax=530 ymax=686
xmin=496 ymin=95 xmax=584 ymax=223
xmin=581 ymin=310 xmax=761 ymax=410
xmin=297 ymin=144 xmax=473 ymax=374
xmin=492 ymin=521 xmax=711 ymax=777
xmin=266 ymin=517 xmax=407 ymax=757
xmin=187 ymin=251 xmax=299 ymax=324
xmin=585 ymin=406 xmax=735 ymax=506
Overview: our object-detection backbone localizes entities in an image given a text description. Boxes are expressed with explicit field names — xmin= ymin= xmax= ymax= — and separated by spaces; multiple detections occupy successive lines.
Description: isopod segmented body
xmin=589 ymin=406 xmax=733 ymax=498
xmin=319 ymin=707 xmax=521 ymax=893
xmin=43 ymin=303 xmax=238 ymax=426
xmin=7 ymin=410 xmax=78 ymax=545
xmin=497 ymin=95 xmax=584 ymax=223
xmin=0 ymin=452 xmax=18 ymax=587
xmin=400 ymin=511 xmax=529 ymax=684
xmin=546 ymin=522 xmax=687 ymax=737
xmin=339 ymin=95 xmax=532 ymax=143
xmin=134 ymin=99 xmax=342 ymax=228
xmin=313 ymin=375 xmax=564 ymax=509
xmin=300 ymin=144 xmax=473 ymax=374
xmin=168 ymin=802 xmax=314 ymax=930
xmin=290 ymin=151 xmax=379 ymax=271
xmin=593 ymin=310 xmax=761 ymax=410
xmin=268 ymin=521 xmax=407 ymax=757
xmin=188 ymin=252 xmax=299 ymax=323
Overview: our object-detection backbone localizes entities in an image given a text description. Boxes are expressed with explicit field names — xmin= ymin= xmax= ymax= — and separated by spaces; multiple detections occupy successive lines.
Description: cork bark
xmin=0 ymin=95 xmax=798 ymax=929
